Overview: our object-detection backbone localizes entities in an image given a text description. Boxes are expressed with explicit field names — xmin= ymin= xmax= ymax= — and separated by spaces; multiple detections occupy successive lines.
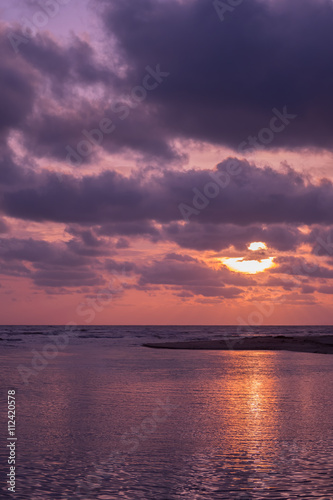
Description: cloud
xmin=115 ymin=237 xmax=130 ymax=249
xmin=307 ymin=226 xmax=333 ymax=257
xmin=263 ymin=276 xmax=297 ymax=291
xmin=105 ymin=258 xmax=137 ymax=274
xmin=0 ymin=235 xmax=139 ymax=289
xmin=0 ymin=261 xmax=31 ymax=277
xmin=163 ymin=222 xmax=302 ymax=252
xmin=0 ymin=218 xmax=8 ymax=233
xmin=2 ymin=159 xmax=333 ymax=232
xmin=272 ymin=256 xmax=333 ymax=279
xmin=2 ymin=0 xmax=333 ymax=168
xmin=32 ymin=268 xmax=103 ymax=288
xmin=2 ymin=0 xmax=333 ymax=171
xmin=102 ymin=0 xmax=333 ymax=152
xmin=0 ymin=0 xmax=333 ymax=320
xmin=20 ymin=34 xmax=112 ymax=87
xmin=0 ymin=29 xmax=36 ymax=135
xmin=138 ymin=253 xmax=244 ymax=298
xmin=22 ymin=98 xmax=182 ymax=163
xmin=0 ymin=23 xmax=180 ymax=163
xmin=0 ymin=237 xmax=88 ymax=266
xmin=98 ymin=221 xmax=160 ymax=241
xmin=65 ymin=226 xmax=112 ymax=257
xmin=0 ymin=237 xmax=103 ymax=288
xmin=317 ymin=285 xmax=333 ymax=295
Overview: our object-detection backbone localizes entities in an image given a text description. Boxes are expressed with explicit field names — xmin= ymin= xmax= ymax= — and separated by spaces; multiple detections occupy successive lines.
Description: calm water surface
xmin=0 ymin=326 xmax=333 ymax=499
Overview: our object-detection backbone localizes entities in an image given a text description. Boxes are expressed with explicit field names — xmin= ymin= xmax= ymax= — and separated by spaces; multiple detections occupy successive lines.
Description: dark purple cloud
xmin=0 ymin=235 xmax=138 ymax=289
xmin=0 ymin=218 xmax=8 ymax=233
xmin=163 ymin=222 xmax=302 ymax=252
xmin=0 ymin=23 xmax=180 ymax=163
xmin=22 ymin=100 xmax=182 ymax=163
xmin=115 ymin=237 xmax=130 ymax=249
xmin=0 ymin=237 xmax=104 ymax=288
xmin=272 ymin=256 xmax=333 ymax=279
xmin=2 ymin=159 xmax=333 ymax=231
xmin=0 ymin=237 xmax=88 ymax=266
xmin=0 ymin=237 xmax=54 ymax=263
xmin=98 ymin=221 xmax=160 ymax=241
xmin=0 ymin=141 xmax=37 ymax=189
xmin=0 ymin=261 xmax=31 ymax=278
xmin=139 ymin=254 xmax=222 ymax=287
xmin=182 ymin=285 xmax=242 ymax=299
xmin=317 ymin=285 xmax=333 ymax=295
xmin=102 ymin=0 xmax=333 ymax=152
xmin=263 ymin=277 xmax=297 ymax=291
xmin=19 ymin=34 xmax=112 ymax=87
xmin=105 ymin=259 xmax=137 ymax=274
xmin=32 ymin=268 xmax=103 ymax=288
xmin=65 ymin=226 xmax=112 ymax=257
xmin=0 ymin=30 xmax=36 ymax=136
xmin=138 ymin=253 xmax=246 ymax=298
xmin=307 ymin=226 xmax=333 ymax=257
xmin=2 ymin=0 xmax=333 ymax=168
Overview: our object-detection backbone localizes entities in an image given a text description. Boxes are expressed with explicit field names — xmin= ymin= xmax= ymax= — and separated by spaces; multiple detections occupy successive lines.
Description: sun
xmin=222 ymin=241 xmax=275 ymax=274
xmin=248 ymin=241 xmax=267 ymax=251
xmin=222 ymin=257 xmax=275 ymax=274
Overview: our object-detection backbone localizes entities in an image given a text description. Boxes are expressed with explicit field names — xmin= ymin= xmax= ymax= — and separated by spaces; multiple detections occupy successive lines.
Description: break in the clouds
xmin=1 ymin=0 xmax=333 ymax=323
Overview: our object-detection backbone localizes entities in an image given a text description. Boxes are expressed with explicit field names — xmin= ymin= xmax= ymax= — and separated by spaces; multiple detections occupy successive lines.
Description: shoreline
xmin=143 ymin=335 xmax=333 ymax=355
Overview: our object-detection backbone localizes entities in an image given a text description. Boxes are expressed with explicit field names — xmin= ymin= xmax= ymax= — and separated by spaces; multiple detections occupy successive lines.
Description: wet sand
xmin=143 ymin=335 xmax=333 ymax=355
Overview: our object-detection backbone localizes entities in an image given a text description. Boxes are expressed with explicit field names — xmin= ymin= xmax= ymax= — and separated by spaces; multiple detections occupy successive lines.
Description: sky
xmin=1 ymin=0 xmax=333 ymax=325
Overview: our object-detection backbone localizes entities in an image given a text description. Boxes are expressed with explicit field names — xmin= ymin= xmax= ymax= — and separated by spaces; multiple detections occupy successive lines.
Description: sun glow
xmin=222 ymin=257 xmax=275 ymax=274
xmin=248 ymin=241 xmax=267 ymax=251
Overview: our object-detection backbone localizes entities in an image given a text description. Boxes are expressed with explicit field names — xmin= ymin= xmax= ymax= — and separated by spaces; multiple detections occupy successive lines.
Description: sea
xmin=0 ymin=325 xmax=333 ymax=499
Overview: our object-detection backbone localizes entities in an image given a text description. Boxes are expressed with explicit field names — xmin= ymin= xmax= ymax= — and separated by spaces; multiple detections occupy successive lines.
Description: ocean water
xmin=1 ymin=325 xmax=333 ymax=499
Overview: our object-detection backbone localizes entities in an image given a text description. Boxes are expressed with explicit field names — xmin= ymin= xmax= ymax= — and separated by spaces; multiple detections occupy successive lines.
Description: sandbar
xmin=143 ymin=335 xmax=333 ymax=355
